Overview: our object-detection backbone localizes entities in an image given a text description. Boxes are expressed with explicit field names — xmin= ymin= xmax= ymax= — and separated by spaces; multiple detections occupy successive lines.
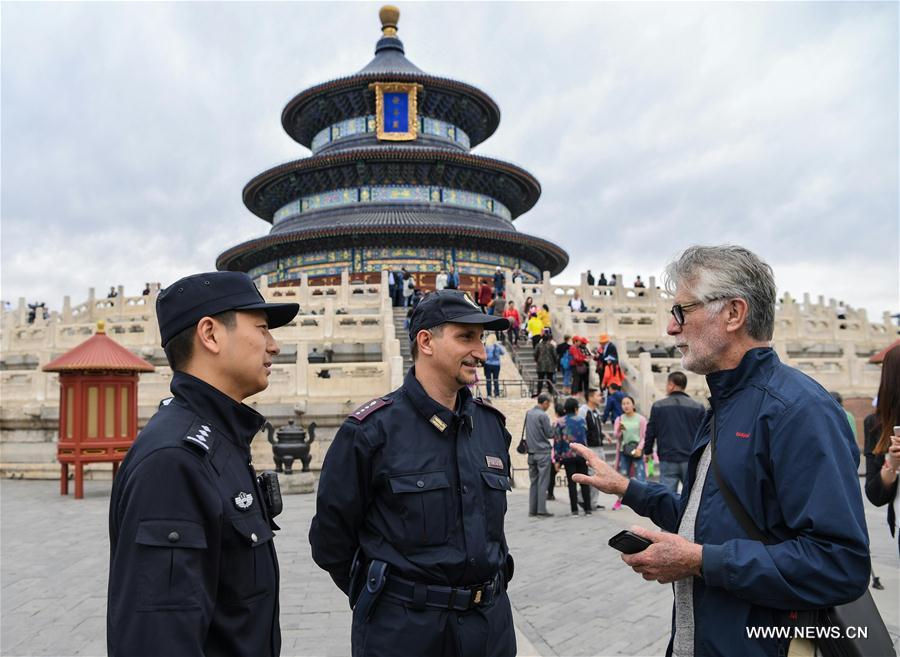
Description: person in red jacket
xmin=477 ymin=278 xmax=493 ymax=311
xmin=502 ymin=303 xmax=521 ymax=345
xmin=569 ymin=336 xmax=592 ymax=399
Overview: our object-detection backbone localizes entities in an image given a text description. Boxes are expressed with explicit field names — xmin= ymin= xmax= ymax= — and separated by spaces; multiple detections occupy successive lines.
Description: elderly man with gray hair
xmin=526 ymin=393 xmax=555 ymax=517
xmin=573 ymin=245 xmax=869 ymax=657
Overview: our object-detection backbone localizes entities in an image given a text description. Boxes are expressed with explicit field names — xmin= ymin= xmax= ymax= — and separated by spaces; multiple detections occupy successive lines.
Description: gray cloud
xmin=2 ymin=2 xmax=897 ymax=320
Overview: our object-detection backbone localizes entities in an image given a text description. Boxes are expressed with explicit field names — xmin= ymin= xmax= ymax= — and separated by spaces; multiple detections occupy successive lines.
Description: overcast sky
xmin=2 ymin=2 xmax=898 ymax=320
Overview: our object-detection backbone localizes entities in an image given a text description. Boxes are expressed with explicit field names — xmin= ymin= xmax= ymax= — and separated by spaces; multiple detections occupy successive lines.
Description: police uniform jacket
xmin=309 ymin=367 xmax=514 ymax=595
xmin=108 ymin=372 xmax=280 ymax=657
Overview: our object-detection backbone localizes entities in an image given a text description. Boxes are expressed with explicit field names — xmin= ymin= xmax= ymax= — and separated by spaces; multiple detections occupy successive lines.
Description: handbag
xmin=516 ymin=421 xmax=528 ymax=455
xmin=708 ymin=414 xmax=896 ymax=657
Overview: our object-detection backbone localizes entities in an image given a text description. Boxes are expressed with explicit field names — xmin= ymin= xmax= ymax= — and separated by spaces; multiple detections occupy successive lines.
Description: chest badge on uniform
xmin=233 ymin=491 xmax=254 ymax=511
xmin=430 ymin=415 xmax=448 ymax=432
xmin=485 ymin=456 xmax=504 ymax=470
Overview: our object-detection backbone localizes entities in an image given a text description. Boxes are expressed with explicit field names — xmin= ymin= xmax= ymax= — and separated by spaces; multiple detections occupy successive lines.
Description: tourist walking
xmin=477 ymin=278 xmax=493 ymax=312
xmin=526 ymin=393 xmax=555 ymax=517
xmin=526 ymin=310 xmax=544 ymax=349
xmin=611 ymin=395 xmax=646 ymax=510
xmin=556 ymin=335 xmax=573 ymax=394
xmin=579 ymin=388 xmax=605 ymax=510
xmin=864 ymin=344 xmax=900 ymax=556
xmin=643 ymin=371 xmax=706 ymax=492
xmin=538 ymin=303 xmax=551 ymax=330
xmin=554 ymin=397 xmax=591 ymax=515
xmin=534 ymin=329 xmax=558 ymax=395
xmin=402 ymin=271 xmax=415 ymax=307
xmin=493 ymin=266 xmax=505 ymax=298
xmin=595 ymin=333 xmax=618 ymax=389
xmin=482 ymin=333 xmax=505 ymax=398
xmin=503 ymin=302 xmax=521 ymax=345
xmin=602 ymin=383 xmax=625 ymax=425
xmin=521 ymin=295 xmax=534 ymax=321
xmin=568 ymin=336 xmax=591 ymax=399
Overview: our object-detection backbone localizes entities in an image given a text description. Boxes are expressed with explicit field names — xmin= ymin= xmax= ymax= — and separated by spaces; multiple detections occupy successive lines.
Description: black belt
xmin=382 ymin=572 xmax=502 ymax=612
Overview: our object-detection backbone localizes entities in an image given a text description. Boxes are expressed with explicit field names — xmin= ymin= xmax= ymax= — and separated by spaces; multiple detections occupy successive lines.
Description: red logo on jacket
xmin=736 ymin=432 xmax=751 ymax=439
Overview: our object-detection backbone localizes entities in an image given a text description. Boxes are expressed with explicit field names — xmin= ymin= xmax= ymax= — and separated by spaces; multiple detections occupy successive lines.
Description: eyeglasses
xmin=670 ymin=300 xmax=708 ymax=326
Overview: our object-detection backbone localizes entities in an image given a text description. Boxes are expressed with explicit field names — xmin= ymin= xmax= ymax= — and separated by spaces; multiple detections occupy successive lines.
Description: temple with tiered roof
xmin=216 ymin=6 xmax=568 ymax=287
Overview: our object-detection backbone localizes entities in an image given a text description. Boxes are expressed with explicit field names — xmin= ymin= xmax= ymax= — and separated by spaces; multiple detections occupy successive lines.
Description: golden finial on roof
xmin=379 ymin=5 xmax=400 ymax=37
xmin=96 ymin=320 xmax=106 ymax=334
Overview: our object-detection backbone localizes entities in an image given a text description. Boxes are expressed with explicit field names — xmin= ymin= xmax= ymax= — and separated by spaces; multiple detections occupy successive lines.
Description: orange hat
xmin=599 ymin=333 xmax=610 ymax=344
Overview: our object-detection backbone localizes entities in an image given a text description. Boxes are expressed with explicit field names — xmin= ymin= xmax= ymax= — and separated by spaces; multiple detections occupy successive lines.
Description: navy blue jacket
xmin=310 ymin=367 xmax=513 ymax=590
xmin=602 ymin=390 xmax=624 ymax=424
xmin=309 ymin=368 xmax=517 ymax=657
xmin=108 ymin=372 xmax=280 ymax=657
xmin=643 ymin=391 xmax=706 ymax=462
xmin=623 ymin=348 xmax=869 ymax=657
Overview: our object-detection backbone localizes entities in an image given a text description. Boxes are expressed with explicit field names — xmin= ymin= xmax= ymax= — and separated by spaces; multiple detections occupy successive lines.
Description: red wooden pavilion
xmin=42 ymin=321 xmax=154 ymax=499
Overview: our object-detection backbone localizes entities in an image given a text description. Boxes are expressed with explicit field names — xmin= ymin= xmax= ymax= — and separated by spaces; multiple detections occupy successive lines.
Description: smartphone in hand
xmin=608 ymin=530 xmax=653 ymax=554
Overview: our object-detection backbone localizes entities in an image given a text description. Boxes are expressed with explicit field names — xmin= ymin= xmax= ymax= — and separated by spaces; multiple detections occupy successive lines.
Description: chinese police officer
xmin=107 ymin=272 xmax=298 ymax=657
xmin=309 ymin=289 xmax=516 ymax=657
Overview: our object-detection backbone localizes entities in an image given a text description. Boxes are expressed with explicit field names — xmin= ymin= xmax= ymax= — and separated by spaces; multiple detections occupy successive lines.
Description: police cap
xmin=407 ymin=289 xmax=509 ymax=341
xmin=157 ymin=272 xmax=299 ymax=347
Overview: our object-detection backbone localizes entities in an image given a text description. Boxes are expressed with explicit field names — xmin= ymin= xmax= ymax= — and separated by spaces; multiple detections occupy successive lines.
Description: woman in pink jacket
xmin=611 ymin=395 xmax=647 ymax=510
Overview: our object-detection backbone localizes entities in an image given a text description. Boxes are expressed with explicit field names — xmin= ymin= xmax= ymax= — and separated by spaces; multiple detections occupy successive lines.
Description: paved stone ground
xmin=2 ymin=478 xmax=898 ymax=657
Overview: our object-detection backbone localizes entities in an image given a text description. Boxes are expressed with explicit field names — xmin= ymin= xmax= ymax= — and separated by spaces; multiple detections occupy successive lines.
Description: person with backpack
xmin=602 ymin=383 xmax=625 ymax=425
xmin=554 ymin=397 xmax=592 ymax=516
xmin=502 ymin=302 xmax=521 ymax=345
xmin=401 ymin=270 xmax=415 ymax=307
xmin=557 ymin=335 xmax=573 ymax=394
xmin=526 ymin=310 xmax=544 ymax=349
xmin=568 ymin=336 xmax=592 ymax=399
xmin=534 ymin=329 xmax=558 ymax=395
xmin=482 ymin=333 xmax=505 ymax=398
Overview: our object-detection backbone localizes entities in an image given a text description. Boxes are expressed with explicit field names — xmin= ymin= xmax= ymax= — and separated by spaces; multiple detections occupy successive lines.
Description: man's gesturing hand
xmin=570 ymin=443 xmax=629 ymax=497
xmin=619 ymin=525 xmax=703 ymax=584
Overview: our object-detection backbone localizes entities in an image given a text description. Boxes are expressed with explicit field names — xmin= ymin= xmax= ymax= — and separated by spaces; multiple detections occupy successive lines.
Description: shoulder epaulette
xmin=473 ymin=398 xmax=506 ymax=423
xmin=182 ymin=418 xmax=213 ymax=453
xmin=347 ymin=396 xmax=393 ymax=422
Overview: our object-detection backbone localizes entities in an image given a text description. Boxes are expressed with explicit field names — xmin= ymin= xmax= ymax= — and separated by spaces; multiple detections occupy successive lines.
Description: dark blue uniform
xmin=309 ymin=368 xmax=516 ymax=657
xmin=108 ymin=372 xmax=280 ymax=657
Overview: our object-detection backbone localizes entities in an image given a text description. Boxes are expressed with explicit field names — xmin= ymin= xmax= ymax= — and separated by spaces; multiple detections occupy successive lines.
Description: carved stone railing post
xmin=323 ymin=297 xmax=335 ymax=338
xmin=339 ymin=269 xmax=350 ymax=307
xmin=295 ymin=344 xmax=309 ymax=397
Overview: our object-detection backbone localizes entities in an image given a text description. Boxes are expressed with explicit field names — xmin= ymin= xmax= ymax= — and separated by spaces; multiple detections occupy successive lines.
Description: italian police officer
xmin=107 ymin=272 xmax=298 ymax=657
xmin=309 ymin=289 xmax=517 ymax=657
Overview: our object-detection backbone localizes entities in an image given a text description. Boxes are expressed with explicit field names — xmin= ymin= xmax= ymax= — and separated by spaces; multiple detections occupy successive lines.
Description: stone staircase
xmin=501 ymin=335 xmax=550 ymax=395
xmin=392 ymin=307 xmax=413 ymax=372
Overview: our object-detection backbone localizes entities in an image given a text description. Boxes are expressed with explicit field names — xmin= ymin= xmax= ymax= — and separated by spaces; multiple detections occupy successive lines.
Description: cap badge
xmin=429 ymin=415 xmax=448 ymax=432
xmin=233 ymin=491 xmax=254 ymax=511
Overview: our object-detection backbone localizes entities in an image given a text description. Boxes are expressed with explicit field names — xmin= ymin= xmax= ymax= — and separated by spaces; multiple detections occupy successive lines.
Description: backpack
xmin=560 ymin=351 xmax=571 ymax=369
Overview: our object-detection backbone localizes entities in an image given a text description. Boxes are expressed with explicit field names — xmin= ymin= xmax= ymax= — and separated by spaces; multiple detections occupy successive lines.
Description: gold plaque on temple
xmin=371 ymin=82 xmax=418 ymax=141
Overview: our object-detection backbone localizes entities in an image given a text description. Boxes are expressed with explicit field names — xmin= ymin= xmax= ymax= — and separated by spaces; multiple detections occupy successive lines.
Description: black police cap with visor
xmin=157 ymin=271 xmax=299 ymax=347
xmin=407 ymin=289 xmax=509 ymax=341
